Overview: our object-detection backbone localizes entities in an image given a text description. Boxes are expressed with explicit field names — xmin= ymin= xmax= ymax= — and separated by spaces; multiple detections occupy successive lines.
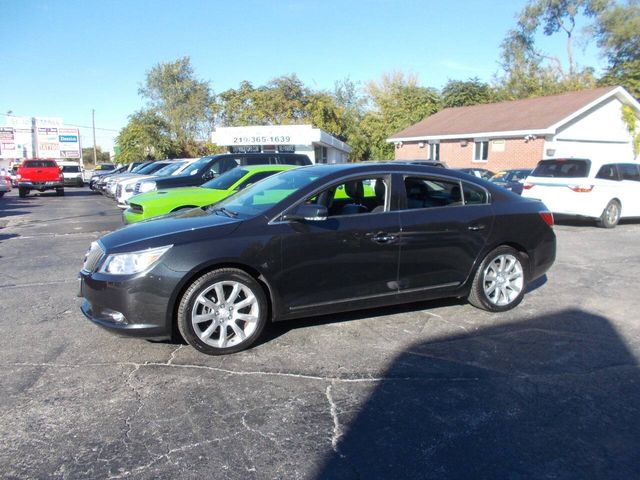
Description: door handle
xmin=367 ymin=232 xmax=397 ymax=244
xmin=468 ymin=224 xmax=485 ymax=231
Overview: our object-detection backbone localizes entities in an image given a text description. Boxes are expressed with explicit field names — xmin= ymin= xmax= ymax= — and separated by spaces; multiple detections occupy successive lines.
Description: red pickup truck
xmin=17 ymin=159 xmax=65 ymax=197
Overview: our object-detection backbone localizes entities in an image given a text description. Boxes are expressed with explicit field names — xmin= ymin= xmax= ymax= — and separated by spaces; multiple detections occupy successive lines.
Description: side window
xmin=596 ymin=164 xmax=619 ymax=180
xmin=217 ymin=158 xmax=241 ymax=174
xmin=404 ymin=177 xmax=462 ymax=209
xmin=619 ymin=164 xmax=640 ymax=181
xmin=306 ymin=177 xmax=387 ymax=217
xmin=462 ymin=182 xmax=489 ymax=205
xmin=236 ymin=171 xmax=277 ymax=190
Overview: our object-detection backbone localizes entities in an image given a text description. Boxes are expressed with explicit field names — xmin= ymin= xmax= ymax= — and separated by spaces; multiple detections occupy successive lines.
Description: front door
xmin=276 ymin=176 xmax=400 ymax=311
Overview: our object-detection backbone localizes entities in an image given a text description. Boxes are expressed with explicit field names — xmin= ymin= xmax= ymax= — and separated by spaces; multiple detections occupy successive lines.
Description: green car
xmin=123 ymin=165 xmax=296 ymax=224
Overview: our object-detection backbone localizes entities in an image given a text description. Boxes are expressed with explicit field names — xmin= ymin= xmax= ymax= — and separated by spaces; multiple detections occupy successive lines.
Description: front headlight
xmin=139 ymin=181 xmax=156 ymax=193
xmin=99 ymin=245 xmax=172 ymax=275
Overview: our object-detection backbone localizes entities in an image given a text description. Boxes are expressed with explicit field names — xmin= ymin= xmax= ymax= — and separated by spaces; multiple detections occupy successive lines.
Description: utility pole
xmin=92 ymin=109 xmax=97 ymax=165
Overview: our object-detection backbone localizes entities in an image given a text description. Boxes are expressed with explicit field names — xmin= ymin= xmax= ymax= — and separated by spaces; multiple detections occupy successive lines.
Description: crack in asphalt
xmin=0 ymin=279 xmax=77 ymax=289
xmin=325 ymin=383 xmax=343 ymax=452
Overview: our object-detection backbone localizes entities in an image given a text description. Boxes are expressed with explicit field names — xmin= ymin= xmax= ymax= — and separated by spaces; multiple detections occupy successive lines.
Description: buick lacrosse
xmin=79 ymin=163 xmax=556 ymax=355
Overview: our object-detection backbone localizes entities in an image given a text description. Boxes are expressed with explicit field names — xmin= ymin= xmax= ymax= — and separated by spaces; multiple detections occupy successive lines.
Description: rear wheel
xmin=177 ymin=269 xmax=268 ymax=355
xmin=468 ymin=246 xmax=527 ymax=312
xmin=597 ymin=200 xmax=620 ymax=228
xmin=18 ymin=188 xmax=28 ymax=198
xmin=0 ymin=192 xmax=4 ymax=198
xmin=56 ymin=188 xmax=65 ymax=196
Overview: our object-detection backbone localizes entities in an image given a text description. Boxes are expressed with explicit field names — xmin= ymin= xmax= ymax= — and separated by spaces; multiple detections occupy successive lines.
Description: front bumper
xmin=18 ymin=180 xmax=64 ymax=189
xmin=79 ymin=267 xmax=180 ymax=340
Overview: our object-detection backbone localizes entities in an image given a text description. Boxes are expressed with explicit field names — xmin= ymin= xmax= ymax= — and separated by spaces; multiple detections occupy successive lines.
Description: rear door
xmin=397 ymin=174 xmax=493 ymax=291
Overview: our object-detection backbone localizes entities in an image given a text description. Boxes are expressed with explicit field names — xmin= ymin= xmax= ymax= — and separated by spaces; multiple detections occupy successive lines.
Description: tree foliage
xmin=139 ymin=56 xmax=217 ymax=156
xmin=115 ymin=110 xmax=174 ymax=164
xmin=362 ymin=72 xmax=441 ymax=159
xmin=442 ymin=78 xmax=496 ymax=107
xmin=81 ymin=147 xmax=110 ymax=166
xmin=595 ymin=1 xmax=640 ymax=98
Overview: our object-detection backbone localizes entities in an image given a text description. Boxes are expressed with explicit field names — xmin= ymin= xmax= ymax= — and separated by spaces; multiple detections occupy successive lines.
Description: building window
xmin=429 ymin=143 xmax=440 ymax=161
xmin=474 ymin=141 xmax=488 ymax=162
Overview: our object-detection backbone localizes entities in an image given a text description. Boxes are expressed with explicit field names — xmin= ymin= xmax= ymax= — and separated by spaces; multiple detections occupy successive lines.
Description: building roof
xmin=389 ymin=86 xmax=638 ymax=141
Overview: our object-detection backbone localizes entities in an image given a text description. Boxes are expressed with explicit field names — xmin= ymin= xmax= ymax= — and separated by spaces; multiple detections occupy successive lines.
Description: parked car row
xmin=91 ymin=153 xmax=313 ymax=221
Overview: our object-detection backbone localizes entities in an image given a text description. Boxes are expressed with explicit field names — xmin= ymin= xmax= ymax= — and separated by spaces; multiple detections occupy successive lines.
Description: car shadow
xmin=315 ymin=308 xmax=640 ymax=479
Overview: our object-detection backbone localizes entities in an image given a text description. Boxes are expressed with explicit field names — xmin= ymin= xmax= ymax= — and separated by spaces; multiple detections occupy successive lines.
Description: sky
xmin=0 ymin=0 xmax=606 ymax=152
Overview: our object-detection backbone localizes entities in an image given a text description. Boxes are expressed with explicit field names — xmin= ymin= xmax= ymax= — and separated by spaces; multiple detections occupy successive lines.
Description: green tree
xmin=81 ymin=147 xmax=110 ymax=167
xmin=441 ymin=78 xmax=496 ymax=107
xmin=595 ymin=1 xmax=640 ymax=98
xmin=498 ymin=0 xmax=604 ymax=98
xmin=115 ymin=110 xmax=174 ymax=164
xmin=139 ymin=56 xmax=217 ymax=156
xmin=363 ymin=72 xmax=441 ymax=159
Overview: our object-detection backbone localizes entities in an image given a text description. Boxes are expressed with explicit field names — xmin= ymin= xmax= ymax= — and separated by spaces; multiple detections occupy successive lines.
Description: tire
xmin=468 ymin=246 xmax=527 ymax=312
xmin=177 ymin=268 xmax=268 ymax=355
xmin=18 ymin=188 xmax=28 ymax=198
xmin=56 ymin=188 xmax=65 ymax=196
xmin=0 ymin=192 xmax=4 ymax=198
xmin=596 ymin=200 xmax=620 ymax=229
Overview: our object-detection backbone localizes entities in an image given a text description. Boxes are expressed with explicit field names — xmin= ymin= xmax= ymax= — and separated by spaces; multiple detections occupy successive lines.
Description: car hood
xmin=133 ymin=187 xmax=228 ymax=205
xmin=99 ymin=208 xmax=242 ymax=253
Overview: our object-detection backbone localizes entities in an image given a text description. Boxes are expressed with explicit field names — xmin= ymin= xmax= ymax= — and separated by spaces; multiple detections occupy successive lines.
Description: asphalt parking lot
xmin=1 ymin=187 xmax=639 ymax=479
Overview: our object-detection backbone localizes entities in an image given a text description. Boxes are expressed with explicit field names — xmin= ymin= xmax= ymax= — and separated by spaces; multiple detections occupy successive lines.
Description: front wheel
xmin=18 ymin=188 xmax=28 ymax=198
xmin=597 ymin=200 xmax=620 ymax=228
xmin=468 ymin=246 xmax=527 ymax=312
xmin=56 ymin=188 xmax=65 ymax=196
xmin=177 ymin=269 xmax=268 ymax=355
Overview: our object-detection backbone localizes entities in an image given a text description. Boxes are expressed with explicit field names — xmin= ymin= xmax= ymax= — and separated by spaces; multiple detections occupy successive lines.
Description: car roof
xmin=239 ymin=165 xmax=298 ymax=172
xmin=291 ymin=162 xmax=480 ymax=181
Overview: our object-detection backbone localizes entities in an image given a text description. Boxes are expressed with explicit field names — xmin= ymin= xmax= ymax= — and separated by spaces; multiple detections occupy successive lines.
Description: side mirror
xmin=203 ymin=171 xmax=216 ymax=180
xmin=284 ymin=204 xmax=328 ymax=222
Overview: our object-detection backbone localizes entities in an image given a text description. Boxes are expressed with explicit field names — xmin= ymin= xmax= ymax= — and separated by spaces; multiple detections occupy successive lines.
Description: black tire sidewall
xmin=470 ymin=246 xmax=527 ymax=312
xmin=177 ymin=269 xmax=268 ymax=355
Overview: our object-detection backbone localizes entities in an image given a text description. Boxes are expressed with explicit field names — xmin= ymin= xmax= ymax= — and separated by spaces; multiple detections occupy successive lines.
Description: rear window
xmin=531 ymin=159 xmax=590 ymax=178
xmin=23 ymin=160 xmax=57 ymax=168
xmin=96 ymin=164 xmax=115 ymax=171
xmin=61 ymin=165 xmax=80 ymax=173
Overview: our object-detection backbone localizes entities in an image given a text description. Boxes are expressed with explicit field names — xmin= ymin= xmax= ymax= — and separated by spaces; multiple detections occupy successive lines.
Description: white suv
xmin=522 ymin=158 xmax=640 ymax=228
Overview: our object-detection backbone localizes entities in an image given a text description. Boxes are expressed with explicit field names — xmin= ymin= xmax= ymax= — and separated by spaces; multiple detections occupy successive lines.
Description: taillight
xmin=567 ymin=184 xmax=593 ymax=193
xmin=522 ymin=183 xmax=534 ymax=190
xmin=539 ymin=211 xmax=554 ymax=227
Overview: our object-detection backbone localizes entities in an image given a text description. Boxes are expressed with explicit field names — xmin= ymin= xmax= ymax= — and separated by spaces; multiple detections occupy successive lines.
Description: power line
xmin=0 ymin=112 xmax=120 ymax=132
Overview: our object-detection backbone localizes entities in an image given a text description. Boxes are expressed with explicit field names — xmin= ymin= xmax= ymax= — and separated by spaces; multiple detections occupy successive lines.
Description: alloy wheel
xmin=191 ymin=280 xmax=260 ymax=348
xmin=482 ymin=254 xmax=524 ymax=306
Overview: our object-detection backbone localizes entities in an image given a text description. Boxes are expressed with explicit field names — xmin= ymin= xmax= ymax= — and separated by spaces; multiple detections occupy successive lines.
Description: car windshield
xmin=61 ymin=165 xmax=80 ymax=172
xmin=202 ymin=168 xmax=247 ymax=190
xmin=532 ymin=159 xmax=590 ymax=178
xmin=214 ymin=168 xmax=321 ymax=217
xmin=131 ymin=162 xmax=150 ymax=173
xmin=135 ymin=162 xmax=160 ymax=174
xmin=180 ymin=157 xmax=211 ymax=176
xmin=154 ymin=161 xmax=185 ymax=176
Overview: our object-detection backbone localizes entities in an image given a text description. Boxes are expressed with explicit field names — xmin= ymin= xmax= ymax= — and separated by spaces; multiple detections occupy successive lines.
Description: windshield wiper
xmin=210 ymin=206 xmax=238 ymax=218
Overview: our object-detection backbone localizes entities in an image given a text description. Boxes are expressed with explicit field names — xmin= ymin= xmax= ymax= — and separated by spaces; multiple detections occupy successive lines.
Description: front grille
xmin=116 ymin=184 xmax=122 ymax=198
xmin=130 ymin=203 xmax=143 ymax=214
xmin=133 ymin=182 xmax=141 ymax=195
xmin=82 ymin=242 xmax=105 ymax=273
